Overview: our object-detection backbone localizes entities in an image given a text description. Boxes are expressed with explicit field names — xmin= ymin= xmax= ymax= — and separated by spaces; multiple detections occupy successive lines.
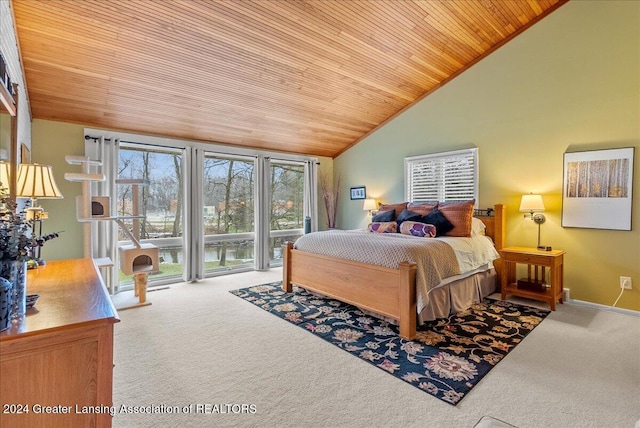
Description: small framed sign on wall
xmin=562 ymin=147 xmax=634 ymax=230
xmin=350 ymin=186 xmax=366 ymax=200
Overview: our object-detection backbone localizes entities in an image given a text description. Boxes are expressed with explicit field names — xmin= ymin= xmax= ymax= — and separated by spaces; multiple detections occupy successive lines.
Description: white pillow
xmin=471 ymin=217 xmax=486 ymax=236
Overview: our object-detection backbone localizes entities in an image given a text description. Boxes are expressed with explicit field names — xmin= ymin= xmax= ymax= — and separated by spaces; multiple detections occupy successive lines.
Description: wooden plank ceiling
xmin=12 ymin=0 xmax=566 ymax=158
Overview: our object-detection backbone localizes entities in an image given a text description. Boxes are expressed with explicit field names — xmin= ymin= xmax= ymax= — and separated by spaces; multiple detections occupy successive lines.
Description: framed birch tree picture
xmin=562 ymin=147 xmax=634 ymax=230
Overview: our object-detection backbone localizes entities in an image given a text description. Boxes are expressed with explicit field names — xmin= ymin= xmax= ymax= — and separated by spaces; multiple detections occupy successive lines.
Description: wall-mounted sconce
xmin=519 ymin=193 xmax=548 ymax=250
xmin=363 ymin=198 xmax=377 ymax=218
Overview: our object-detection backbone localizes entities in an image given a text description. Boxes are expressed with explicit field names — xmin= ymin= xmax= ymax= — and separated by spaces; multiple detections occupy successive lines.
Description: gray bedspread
xmin=294 ymin=230 xmax=461 ymax=312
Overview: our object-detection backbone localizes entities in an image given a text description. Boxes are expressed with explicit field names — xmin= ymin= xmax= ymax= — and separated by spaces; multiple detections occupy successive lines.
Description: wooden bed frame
xmin=282 ymin=204 xmax=506 ymax=340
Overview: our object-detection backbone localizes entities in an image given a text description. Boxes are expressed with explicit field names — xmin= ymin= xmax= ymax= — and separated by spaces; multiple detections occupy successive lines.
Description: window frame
xmin=84 ymin=127 xmax=317 ymax=288
xmin=404 ymin=148 xmax=478 ymax=204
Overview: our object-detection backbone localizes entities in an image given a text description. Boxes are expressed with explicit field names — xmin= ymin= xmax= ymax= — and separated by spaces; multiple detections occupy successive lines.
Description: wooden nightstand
xmin=500 ymin=246 xmax=565 ymax=310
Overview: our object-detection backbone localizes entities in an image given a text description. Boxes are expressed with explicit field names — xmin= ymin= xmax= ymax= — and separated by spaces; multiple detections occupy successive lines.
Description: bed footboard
xmin=282 ymin=241 xmax=417 ymax=339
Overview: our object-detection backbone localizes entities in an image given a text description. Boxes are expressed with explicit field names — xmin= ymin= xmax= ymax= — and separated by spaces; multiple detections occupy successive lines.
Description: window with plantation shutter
xmin=404 ymin=148 xmax=478 ymax=203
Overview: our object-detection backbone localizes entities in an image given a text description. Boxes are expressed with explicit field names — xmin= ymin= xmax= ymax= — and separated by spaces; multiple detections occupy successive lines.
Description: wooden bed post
xmin=398 ymin=261 xmax=417 ymax=340
xmin=282 ymin=242 xmax=293 ymax=292
xmin=493 ymin=204 xmax=506 ymax=251
xmin=492 ymin=204 xmax=506 ymax=284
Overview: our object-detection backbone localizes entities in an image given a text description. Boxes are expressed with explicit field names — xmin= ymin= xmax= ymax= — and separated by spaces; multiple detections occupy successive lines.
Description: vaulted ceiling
xmin=12 ymin=0 xmax=566 ymax=158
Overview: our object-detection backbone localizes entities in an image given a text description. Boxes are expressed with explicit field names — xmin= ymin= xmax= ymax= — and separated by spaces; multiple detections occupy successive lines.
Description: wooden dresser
xmin=0 ymin=259 xmax=119 ymax=428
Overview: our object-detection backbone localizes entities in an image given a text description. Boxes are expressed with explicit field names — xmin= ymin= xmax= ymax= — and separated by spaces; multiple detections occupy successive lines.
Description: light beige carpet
xmin=112 ymin=268 xmax=640 ymax=428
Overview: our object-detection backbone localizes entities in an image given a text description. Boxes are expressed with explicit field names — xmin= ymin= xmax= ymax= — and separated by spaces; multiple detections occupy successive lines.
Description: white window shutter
xmin=405 ymin=148 xmax=478 ymax=203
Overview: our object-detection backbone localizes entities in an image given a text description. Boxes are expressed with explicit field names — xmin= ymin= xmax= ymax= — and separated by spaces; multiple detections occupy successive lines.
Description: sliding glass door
xmin=90 ymin=128 xmax=317 ymax=290
xmin=202 ymin=153 xmax=256 ymax=275
xmin=269 ymin=161 xmax=305 ymax=265
xmin=117 ymin=143 xmax=185 ymax=287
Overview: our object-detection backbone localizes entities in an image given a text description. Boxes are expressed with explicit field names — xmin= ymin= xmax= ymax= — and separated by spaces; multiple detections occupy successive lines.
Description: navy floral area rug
xmin=230 ymin=283 xmax=550 ymax=405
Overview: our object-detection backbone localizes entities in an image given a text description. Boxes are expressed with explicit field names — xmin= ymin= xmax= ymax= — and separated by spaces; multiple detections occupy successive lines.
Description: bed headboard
xmin=474 ymin=204 xmax=506 ymax=251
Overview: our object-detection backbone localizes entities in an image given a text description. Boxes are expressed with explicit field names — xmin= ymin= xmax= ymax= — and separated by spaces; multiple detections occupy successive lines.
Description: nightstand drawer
xmin=506 ymin=253 xmax=552 ymax=266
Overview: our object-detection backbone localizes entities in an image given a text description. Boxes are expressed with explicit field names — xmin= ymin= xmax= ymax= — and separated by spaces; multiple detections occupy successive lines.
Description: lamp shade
xmin=519 ymin=194 xmax=545 ymax=212
xmin=363 ymin=198 xmax=377 ymax=211
xmin=16 ymin=163 xmax=64 ymax=199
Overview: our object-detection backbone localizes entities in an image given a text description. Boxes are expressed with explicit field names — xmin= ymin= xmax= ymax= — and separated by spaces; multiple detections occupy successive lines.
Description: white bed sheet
xmin=436 ymin=234 xmax=500 ymax=275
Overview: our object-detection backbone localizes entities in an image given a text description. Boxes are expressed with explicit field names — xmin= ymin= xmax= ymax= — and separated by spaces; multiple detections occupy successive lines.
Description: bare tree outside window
xmin=116 ymin=146 xmax=308 ymax=282
xmin=270 ymin=163 xmax=304 ymax=260
xmin=118 ymin=147 xmax=183 ymax=282
xmin=203 ymin=156 xmax=255 ymax=270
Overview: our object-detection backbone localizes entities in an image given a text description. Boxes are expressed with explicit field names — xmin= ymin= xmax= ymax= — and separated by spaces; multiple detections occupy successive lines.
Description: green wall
xmin=32 ymin=120 xmax=86 ymax=261
xmin=334 ymin=1 xmax=639 ymax=311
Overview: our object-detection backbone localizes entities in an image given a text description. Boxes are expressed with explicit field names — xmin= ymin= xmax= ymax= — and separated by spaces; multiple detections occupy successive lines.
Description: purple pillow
xmin=400 ymin=221 xmax=436 ymax=238
xmin=367 ymin=221 xmax=398 ymax=233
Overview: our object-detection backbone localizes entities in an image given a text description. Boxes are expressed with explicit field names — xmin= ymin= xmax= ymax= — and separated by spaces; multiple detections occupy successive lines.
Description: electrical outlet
xmin=620 ymin=276 xmax=632 ymax=290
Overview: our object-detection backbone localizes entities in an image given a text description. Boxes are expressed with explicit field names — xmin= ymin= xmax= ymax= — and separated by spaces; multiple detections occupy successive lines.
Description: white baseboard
xmin=565 ymin=298 xmax=640 ymax=318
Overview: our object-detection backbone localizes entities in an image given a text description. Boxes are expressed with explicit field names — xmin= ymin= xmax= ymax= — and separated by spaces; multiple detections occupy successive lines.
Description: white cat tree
xmin=65 ymin=142 xmax=159 ymax=309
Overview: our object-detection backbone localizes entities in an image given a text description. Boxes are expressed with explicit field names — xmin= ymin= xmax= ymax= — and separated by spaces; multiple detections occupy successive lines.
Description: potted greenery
xmin=0 ymin=188 xmax=59 ymax=326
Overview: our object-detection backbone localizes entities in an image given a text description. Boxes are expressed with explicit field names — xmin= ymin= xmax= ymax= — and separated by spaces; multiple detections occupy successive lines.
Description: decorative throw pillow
xmin=367 ymin=221 xmax=398 ymax=233
xmin=406 ymin=201 xmax=438 ymax=216
xmin=421 ymin=209 xmax=454 ymax=237
xmin=400 ymin=221 xmax=436 ymax=238
xmin=471 ymin=217 xmax=486 ymax=236
xmin=377 ymin=202 xmax=408 ymax=219
xmin=372 ymin=209 xmax=395 ymax=222
xmin=395 ymin=208 xmax=423 ymax=226
xmin=438 ymin=199 xmax=475 ymax=237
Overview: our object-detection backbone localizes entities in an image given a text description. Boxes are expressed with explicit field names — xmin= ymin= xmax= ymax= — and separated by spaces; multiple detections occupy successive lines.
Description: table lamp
xmin=16 ymin=163 xmax=64 ymax=263
xmin=363 ymin=198 xmax=377 ymax=218
xmin=519 ymin=193 xmax=547 ymax=250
